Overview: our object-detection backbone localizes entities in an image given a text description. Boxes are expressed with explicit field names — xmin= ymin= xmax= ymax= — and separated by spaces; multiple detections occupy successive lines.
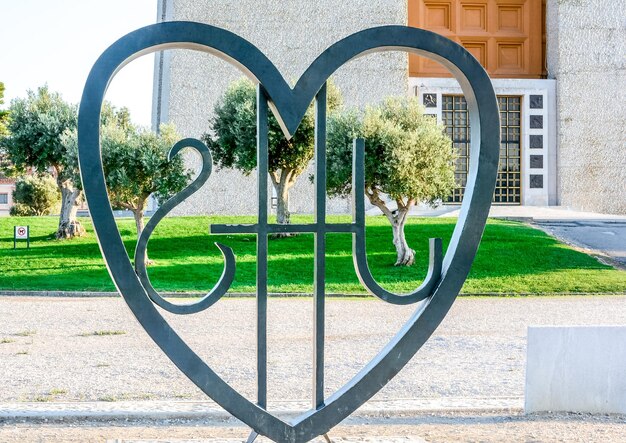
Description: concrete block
xmin=525 ymin=326 xmax=626 ymax=414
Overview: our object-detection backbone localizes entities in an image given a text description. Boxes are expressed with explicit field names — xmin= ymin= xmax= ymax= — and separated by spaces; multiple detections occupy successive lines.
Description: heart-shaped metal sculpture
xmin=78 ymin=22 xmax=499 ymax=443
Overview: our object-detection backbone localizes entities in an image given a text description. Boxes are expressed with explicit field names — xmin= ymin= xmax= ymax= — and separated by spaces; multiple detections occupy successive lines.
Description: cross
xmin=211 ymin=84 xmax=359 ymax=412
xmin=210 ymin=84 xmax=442 ymax=420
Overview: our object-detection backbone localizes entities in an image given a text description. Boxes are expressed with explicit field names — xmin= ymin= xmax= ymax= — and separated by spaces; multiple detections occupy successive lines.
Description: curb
xmin=0 ymin=397 xmax=524 ymax=422
xmin=0 ymin=291 xmax=623 ymax=298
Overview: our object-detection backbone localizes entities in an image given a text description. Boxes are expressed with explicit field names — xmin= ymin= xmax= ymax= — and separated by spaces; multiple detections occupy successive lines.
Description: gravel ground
xmin=0 ymin=295 xmax=625 ymax=442
xmin=1 ymin=295 xmax=625 ymax=403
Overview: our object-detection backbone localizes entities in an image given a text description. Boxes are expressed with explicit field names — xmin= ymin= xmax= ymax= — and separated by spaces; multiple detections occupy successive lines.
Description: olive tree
xmin=0 ymin=82 xmax=9 ymax=138
xmin=101 ymin=123 xmax=190 ymax=236
xmin=327 ymin=97 xmax=455 ymax=266
xmin=203 ymin=78 xmax=342 ymax=227
xmin=66 ymin=117 xmax=190 ymax=238
xmin=0 ymin=86 xmax=83 ymax=238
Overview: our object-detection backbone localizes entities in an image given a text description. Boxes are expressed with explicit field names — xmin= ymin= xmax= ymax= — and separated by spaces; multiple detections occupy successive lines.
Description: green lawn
xmin=0 ymin=215 xmax=624 ymax=295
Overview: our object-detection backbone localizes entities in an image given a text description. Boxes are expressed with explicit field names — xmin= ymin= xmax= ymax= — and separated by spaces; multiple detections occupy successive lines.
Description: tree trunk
xmin=133 ymin=209 xmax=145 ymax=237
xmin=364 ymin=187 xmax=416 ymax=266
xmin=270 ymin=169 xmax=295 ymax=238
xmin=390 ymin=215 xmax=415 ymax=266
xmin=132 ymin=203 xmax=152 ymax=265
xmin=56 ymin=181 xmax=84 ymax=239
xmin=275 ymin=178 xmax=291 ymax=225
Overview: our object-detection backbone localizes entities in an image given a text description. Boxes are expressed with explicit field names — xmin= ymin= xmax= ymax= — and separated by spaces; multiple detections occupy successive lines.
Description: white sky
xmin=0 ymin=0 xmax=157 ymax=127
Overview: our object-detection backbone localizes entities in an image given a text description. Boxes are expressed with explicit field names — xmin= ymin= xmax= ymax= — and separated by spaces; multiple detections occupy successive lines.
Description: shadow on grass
xmin=2 ymin=268 xmax=116 ymax=292
xmin=129 ymin=223 xmax=613 ymax=293
xmin=0 ymin=218 xmax=620 ymax=293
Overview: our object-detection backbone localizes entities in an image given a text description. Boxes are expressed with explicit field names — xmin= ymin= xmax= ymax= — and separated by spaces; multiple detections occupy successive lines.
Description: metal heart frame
xmin=78 ymin=21 xmax=499 ymax=443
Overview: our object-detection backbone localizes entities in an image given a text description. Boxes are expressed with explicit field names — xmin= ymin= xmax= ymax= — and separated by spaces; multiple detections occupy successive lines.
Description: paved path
xmin=535 ymin=220 xmax=626 ymax=269
xmin=384 ymin=205 xmax=626 ymax=269
xmin=0 ymin=397 xmax=522 ymax=422
xmin=368 ymin=204 xmax=626 ymax=222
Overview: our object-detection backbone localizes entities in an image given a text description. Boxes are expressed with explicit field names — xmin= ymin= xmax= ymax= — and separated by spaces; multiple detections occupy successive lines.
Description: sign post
xmin=14 ymin=225 xmax=30 ymax=249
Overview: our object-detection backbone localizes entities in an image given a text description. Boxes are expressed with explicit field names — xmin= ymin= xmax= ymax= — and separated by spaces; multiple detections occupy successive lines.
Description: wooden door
xmin=409 ymin=0 xmax=545 ymax=78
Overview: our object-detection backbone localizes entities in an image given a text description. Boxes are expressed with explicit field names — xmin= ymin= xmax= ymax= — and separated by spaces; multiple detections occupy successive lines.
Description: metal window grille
xmin=444 ymin=95 xmax=522 ymax=204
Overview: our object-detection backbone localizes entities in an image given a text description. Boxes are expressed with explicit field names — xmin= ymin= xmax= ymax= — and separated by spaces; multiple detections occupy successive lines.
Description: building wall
xmin=0 ymin=180 xmax=15 ymax=217
xmin=154 ymin=0 xmax=408 ymax=215
xmin=0 ymin=182 xmax=14 ymax=216
xmin=156 ymin=0 xmax=626 ymax=215
xmin=546 ymin=0 xmax=626 ymax=214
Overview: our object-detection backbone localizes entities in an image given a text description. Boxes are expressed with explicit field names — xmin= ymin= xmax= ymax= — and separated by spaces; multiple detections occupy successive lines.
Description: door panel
xmin=409 ymin=0 xmax=545 ymax=78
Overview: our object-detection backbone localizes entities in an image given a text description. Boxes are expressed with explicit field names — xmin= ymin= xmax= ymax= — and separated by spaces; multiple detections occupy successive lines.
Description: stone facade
xmin=153 ymin=0 xmax=408 ymax=215
xmin=154 ymin=0 xmax=626 ymax=215
xmin=546 ymin=0 xmax=626 ymax=214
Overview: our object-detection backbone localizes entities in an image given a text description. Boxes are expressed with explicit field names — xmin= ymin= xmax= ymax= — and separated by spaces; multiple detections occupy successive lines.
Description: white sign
xmin=15 ymin=226 xmax=29 ymax=240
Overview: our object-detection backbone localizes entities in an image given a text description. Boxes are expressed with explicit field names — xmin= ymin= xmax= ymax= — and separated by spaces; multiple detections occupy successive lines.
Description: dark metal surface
xmin=351 ymin=138 xmax=443 ymax=305
xmin=134 ymin=138 xmax=235 ymax=315
xmin=313 ymin=84 xmax=327 ymax=410
xmin=256 ymin=85 xmax=269 ymax=410
xmin=78 ymin=21 xmax=499 ymax=443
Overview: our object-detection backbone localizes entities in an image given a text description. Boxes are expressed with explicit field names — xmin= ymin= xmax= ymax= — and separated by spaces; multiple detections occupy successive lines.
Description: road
xmin=535 ymin=220 xmax=626 ymax=269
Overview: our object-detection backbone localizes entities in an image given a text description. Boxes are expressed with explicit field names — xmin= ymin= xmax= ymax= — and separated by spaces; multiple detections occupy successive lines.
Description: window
xmin=444 ymin=95 xmax=521 ymax=204
xmin=0 ymin=194 xmax=8 ymax=205
xmin=442 ymin=96 xmax=470 ymax=203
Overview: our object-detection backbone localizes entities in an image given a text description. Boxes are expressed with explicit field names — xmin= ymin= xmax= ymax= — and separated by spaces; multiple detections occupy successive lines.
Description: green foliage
xmin=0 ymin=215 xmax=624 ymax=295
xmin=65 ymin=115 xmax=189 ymax=218
xmin=0 ymin=82 xmax=9 ymax=138
xmin=0 ymin=86 xmax=84 ymax=239
xmin=203 ymin=78 xmax=258 ymax=172
xmin=10 ymin=174 xmax=60 ymax=216
xmin=202 ymin=78 xmax=343 ymax=224
xmin=204 ymin=78 xmax=342 ymax=176
xmin=9 ymin=204 xmax=32 ymax=217
xmin=0 ymin=85 xmax=77 ymax=179
xmin=100 ymin=102 xmax=134 ymax=135
xmin=327 ymin=96 xmax=455 ymax=205
xmin=100 ymin=123 xmax=189 ymax=211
